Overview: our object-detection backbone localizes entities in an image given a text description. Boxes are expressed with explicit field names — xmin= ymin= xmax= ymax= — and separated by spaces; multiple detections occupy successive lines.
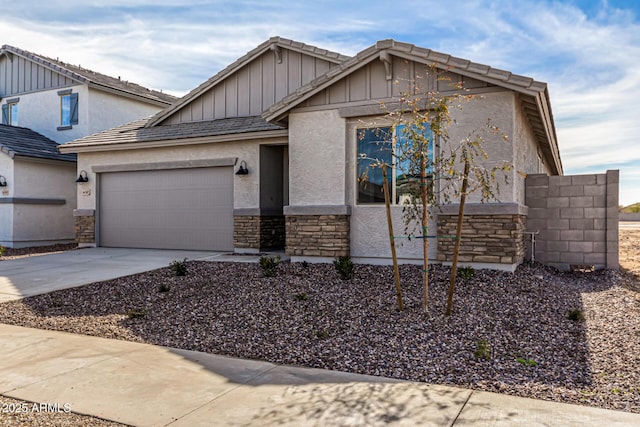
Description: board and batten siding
xmin=0 ymin=54 xmax=75 ymax=97
xmin=163 ymin=49 xmax=337 ymax=124
xmin=304 ymin=56 xmax=492 ymax=107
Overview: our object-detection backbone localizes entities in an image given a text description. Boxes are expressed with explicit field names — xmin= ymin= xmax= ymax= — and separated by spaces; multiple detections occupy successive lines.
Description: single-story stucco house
xmin=0 ymin=45 xmax=177 ymax=247
xmin=58 ymin=37 xmax=618 ymax=271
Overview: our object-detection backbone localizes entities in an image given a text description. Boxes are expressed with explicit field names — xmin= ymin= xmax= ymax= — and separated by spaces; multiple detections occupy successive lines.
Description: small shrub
xmin=170 ymin=258 xmax=188 ymax=276
xmin=127 ymin=308 xmax=147 ymax=319
xmin=158 ymin=283 xmax=171 ymax=293
xmin=568 ymin=309 xmax=585 ymax=322
xmin=0 ymin=246 xmax=5 ymax=257
xmin=474 ymin=339 xmax=491 ymax=360
xmin=516 ymin=357 xmax=538 ymax=367
xmin=333 ymin=256 xmax=354 ymax=280
xmin=301 ymin=260 xmax=309 ymax=269
xmin=295 ymin=292 xmax=308 ymax=301
xmin=259 ymin=255 xmax=281 ymax=277
xmin=459 ymin=266 xmax=475 ymax=281
xmin=315 ymin=329 xmax=330 ymax=339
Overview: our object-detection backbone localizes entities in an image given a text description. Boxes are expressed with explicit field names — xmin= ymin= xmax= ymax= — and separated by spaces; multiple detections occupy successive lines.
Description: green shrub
xmin=568 ymin=308 xmax=585 ymax=322
xmin=474 ymin=339 xmax=491 ymax=360
xmin=516 ymin=357 xmax=538 ymax=367
xmin=459 ymin=266 xmax=475 ymax=281
xmin=158 ymin=283 xmax=171 ymax=293
xmin=127 ymin=308 xmax=147 ymax=319
xmin=170 ymin=258 xmax=188 ymax=276
xmin=295 ymin=292 xmax=308 ymax=301
xmin=333 ymin=256 xmax=354 ymax=280
xmin=259 ymin=255 xmax=281 ymax=277
xmin=0 ymin=246 xmax=5 ymax=257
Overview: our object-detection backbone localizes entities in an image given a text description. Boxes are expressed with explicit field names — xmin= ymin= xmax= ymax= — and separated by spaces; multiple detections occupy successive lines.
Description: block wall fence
xmin=524 ymin=170 xmax=619 ymax=271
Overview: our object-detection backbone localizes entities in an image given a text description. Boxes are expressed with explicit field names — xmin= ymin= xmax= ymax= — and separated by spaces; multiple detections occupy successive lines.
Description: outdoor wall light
xmin=75 ymin=170 xmax=89 ymax=183
xmin=236 ymin=160 xmax=249 ymax=175
xmin=0 ymin=175 xmax=6 ymax=187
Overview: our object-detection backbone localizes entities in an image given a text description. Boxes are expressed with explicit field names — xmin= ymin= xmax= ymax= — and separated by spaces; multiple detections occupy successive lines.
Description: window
xmin=1 ymin=99 xmax=19 ymax=126
xmin=58 ymin=90 xmax=78 ymax=129
xmin=357 ymin=124 xmax=433 ymax=205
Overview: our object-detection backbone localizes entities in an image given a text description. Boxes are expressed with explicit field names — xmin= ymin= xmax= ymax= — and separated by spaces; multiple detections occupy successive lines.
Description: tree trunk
xmin=421 ymin=151 xmax=429 ymax=312
xmin=382 ymin=164 xmax=403 ymax=311
xmin=446 ymin=158 xmax=470 ymax=316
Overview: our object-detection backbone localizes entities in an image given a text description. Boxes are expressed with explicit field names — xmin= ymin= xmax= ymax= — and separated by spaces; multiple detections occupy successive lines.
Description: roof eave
xmin=87 ymin=82 xmax=174 ymax=107
xmin=59 ymin=129 xmax=289 ymax=154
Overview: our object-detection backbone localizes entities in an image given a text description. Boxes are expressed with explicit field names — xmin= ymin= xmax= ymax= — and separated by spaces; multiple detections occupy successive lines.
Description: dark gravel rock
xmin=0 ymin=261 xmax=639 ymax=414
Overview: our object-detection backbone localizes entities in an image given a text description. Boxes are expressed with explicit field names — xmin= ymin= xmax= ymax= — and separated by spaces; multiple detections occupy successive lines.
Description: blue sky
xmin=1 ymin=0 xmax=638 ymax=205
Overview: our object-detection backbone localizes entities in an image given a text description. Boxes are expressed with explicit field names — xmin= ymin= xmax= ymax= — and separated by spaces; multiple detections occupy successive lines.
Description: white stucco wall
xmin=288 ymin=110 xmax=347 ymax=206
xmin=8 ymin=85 xmax=88 ymax=143
xmin=86 ymin=89 xmax=167 ymax=136
xmin=75 ymin=138 xmax=284 ymax=212
xmin=0 ymin=153 xmax=15 ymax=245
xmin=5 ymin=85 xmax=166 ymax=144
xmin=443 ymin=91 xmax=517 ymax=205
xmin=11 ymin=159 xmax=76 ymax=245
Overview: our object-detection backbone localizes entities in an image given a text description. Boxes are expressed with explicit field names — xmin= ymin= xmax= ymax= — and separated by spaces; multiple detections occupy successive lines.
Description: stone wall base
xmin=437 ymin=214 xmax=526 ymax=265
xmin=74 ymin=214 xmax=95 ymax=244
xmin=234 ymin=215 xmax=285 ymax=250
xmin=286 ymin=214 xmax=350 ymax=257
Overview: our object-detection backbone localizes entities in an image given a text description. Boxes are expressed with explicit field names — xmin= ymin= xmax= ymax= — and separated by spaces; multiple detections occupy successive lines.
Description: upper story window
xmin=58 ymin=90 xmax=78 ymax=130
xmin=1 ymin=98 xmax=19 ymax=126
xmin=357 ymin=124 xmax=433 ymax=205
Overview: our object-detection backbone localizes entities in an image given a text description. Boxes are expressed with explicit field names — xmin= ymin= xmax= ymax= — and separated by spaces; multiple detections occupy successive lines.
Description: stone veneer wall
xmin=525 ymin=170 xmax=619 ymax=271
xmin=437 ymin=213 xmax=526 ymax=265
xmin=286 ymin=215 xmax=350 ymax=257
xmin=73 ymin=209 xmax=95 ymax=245
xmin=234 ymin=215 xmax=285 ymax=250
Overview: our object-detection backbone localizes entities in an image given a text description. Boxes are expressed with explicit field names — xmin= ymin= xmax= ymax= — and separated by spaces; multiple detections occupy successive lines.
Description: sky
xmin=0 ymin=0 xmax=638 ymax=205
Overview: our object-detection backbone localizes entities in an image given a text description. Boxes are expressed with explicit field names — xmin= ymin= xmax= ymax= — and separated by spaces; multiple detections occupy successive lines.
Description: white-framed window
xmin=1 ymin=99 xmax=19 ymax=126
xmin=58 ymin=90 xmax=78 ymax=130
xmin=357 ymin=124 xmax=434 ymax=205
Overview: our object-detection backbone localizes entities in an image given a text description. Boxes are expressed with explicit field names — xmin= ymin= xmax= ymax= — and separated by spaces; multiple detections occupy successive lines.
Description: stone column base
xmin=284 ymin=205 xmax=351 ymax=258
xmin=73 ymin=209 xmax=95 ymax=245
xmin=234 ymin=213 xmax=285 ymax=251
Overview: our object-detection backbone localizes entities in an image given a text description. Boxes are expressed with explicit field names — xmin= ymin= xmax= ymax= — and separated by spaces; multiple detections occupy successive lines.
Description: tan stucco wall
xmin=513 ymin=94 xmax=550 ymax=203
xmin=76 ymin=138 xmax=285 ymax=212
xmin=288 ymin=110 xmax=347 ymax=206
xmin=11 ymin=158 xmax=76 ymax=245
xmin=0 ymin=153 xmax=15 ymax=244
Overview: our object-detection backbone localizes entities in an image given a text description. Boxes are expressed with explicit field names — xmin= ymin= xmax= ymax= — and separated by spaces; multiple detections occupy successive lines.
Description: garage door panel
xmin=99 ymin=167 xmax=233 ymax=250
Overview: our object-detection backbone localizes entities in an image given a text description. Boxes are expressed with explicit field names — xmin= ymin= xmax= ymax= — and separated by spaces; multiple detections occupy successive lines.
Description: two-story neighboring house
xmin=0 ymin=45 xmax=177 ymax=248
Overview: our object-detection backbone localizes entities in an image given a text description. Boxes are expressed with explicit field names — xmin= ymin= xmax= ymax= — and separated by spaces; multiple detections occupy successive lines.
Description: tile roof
xmin=60 ymin=116 xmax=285 ymax=150
xmin=263 ymin=39 xmax=548 ymax=121
xmin=146 ymin=36 xmax=349 ymax=127
xmin=0 ymin=124 xmax=76 ymax=162
xmin=0 ymin=45 xmax=177 ymax=105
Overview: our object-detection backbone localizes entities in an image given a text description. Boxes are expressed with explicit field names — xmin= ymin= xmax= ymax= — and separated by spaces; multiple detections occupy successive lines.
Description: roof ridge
xmin=0 ymin=45 xmax=177 ymax=105
xmin=145 ymin=36 xmax=349 ymax=127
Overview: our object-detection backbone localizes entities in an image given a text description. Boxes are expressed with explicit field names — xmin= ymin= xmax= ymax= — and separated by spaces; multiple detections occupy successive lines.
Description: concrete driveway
xmin=0 ymin=247 xmax=221 ymax=302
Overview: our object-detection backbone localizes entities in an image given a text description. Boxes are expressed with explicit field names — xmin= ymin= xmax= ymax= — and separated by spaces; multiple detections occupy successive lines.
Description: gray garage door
xmin=99 ymin=167 xmax=233 ymax=250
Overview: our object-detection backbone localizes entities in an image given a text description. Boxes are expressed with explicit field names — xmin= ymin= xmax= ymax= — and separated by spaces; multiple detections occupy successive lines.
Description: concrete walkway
xmin=1 ymin=324 xmax=639 ymax=427
xmin=0 ymin=247 xmax=286 ymax=303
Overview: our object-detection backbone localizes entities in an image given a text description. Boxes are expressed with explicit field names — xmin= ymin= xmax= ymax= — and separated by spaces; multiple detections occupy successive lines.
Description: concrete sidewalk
xmin=1 ymin=324 xmax=638 ymax=426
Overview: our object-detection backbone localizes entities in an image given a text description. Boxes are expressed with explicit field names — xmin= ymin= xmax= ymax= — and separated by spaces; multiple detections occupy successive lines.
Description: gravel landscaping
xmin=1 ymin=253 xmax=639 ymax=416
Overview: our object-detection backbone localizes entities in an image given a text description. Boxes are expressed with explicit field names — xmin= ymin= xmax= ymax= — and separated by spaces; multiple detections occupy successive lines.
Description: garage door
xmin=99 ymin=167 xmax=233 ymax=250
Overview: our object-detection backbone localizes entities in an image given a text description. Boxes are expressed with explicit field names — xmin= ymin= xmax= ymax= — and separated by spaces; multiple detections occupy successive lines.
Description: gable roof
xmin=58 ymin=115 xmax=285 ymax=152
xmin=0 ymin=124 xmax=76 ymax=162
xmin=262 ymin=39 xmax=562 ymax=175
xmin=0 ymin=45 xmax=177 ymax=106
xmin=145 ymin=37 xmax=350 ymax=127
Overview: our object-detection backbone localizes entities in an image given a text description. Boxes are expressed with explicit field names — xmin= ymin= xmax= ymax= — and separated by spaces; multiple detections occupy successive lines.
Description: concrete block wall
xmin=525 ymin=170 xmax=619 ymax=271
